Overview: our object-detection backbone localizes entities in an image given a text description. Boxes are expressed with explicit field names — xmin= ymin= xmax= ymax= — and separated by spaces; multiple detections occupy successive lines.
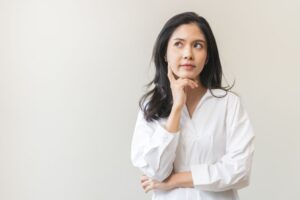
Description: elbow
xmin=131 ymin=147 xmax=176 ymax=182
xmin=193 ymin=164 xmax=252 ymax=192
xmin=131 ymin=153 xmax=173 ymax=182
xmin=131 ymin=159 xmax=173 ymax=182
xmin=230 ymin=162 xmax=252 ymax=190
xmin=142 ymin=163 xmax=173 ymax=182
xmin=197 ymin=174 xmax=250 ymax=192
xmin=219 ymin=159 xmax=252 ymax=191
xmin=134 ymin=152 xmax=175 ymax=182
xmin=218 ymin=166 xmax=251 ymax=191
xmin=232 ymin=173 xmax=250 ymax=190
xmin=223 ymin=169 xmax=252 ymax=191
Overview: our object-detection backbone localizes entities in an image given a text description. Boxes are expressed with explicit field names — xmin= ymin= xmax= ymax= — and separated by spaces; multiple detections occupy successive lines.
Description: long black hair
xmin=139 ymin=12 xmax=234 ymax=122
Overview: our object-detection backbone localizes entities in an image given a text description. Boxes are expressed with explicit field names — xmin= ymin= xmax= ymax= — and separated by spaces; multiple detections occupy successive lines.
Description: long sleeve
xmin=190 ymin=95 xmax=255 ymax=192
xmin=130 ymin=109 xmax=180 ymax=182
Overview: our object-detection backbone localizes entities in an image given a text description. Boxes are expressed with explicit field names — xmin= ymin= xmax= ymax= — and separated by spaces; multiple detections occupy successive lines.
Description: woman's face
xmin=166 ymin=23 xmax=208 ymax=80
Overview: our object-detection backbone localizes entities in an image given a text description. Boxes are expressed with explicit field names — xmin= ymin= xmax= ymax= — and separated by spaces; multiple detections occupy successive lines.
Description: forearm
xmin=140 ymin=171 xmax=194 ymax=193
xmin=169 ymin=172 xmax=194 ymax=189
xmin=165 ymin=106 xmax=182 ymax=133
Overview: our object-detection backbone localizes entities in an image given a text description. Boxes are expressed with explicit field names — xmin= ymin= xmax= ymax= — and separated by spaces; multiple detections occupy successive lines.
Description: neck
xmin=186 ymin=83 xmax=207 ymax=102
xmin=186 ymin=82 xmax=206 ymax=95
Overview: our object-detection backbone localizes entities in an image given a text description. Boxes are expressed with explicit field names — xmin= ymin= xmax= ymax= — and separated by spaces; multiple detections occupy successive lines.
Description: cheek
xmin=169 ymin=55 xmax=181 ymax=68
xmin=167 ymin=55 xmax=180 ymax=71
xmin=166 ymin=48 xmax=180 ymax=61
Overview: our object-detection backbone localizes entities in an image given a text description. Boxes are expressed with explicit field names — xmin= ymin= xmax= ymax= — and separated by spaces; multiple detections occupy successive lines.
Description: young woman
xmin=131 ymin=12 xmax=254 ymax=200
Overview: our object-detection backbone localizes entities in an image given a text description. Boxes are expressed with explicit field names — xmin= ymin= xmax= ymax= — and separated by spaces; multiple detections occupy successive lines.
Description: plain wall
xmin=0 ymin=0 xmax=299 ymax=199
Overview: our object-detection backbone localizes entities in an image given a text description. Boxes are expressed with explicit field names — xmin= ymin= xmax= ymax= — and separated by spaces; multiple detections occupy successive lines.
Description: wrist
xmin=169 ymin=172 xmax=193 ymax=188
xmin=167 ymin=173 xmax=180 ymax=189
xmin=171 ymin=104 xmax=183 ymax=113
xmin=166 ymin=106 xmax=182 ymax=133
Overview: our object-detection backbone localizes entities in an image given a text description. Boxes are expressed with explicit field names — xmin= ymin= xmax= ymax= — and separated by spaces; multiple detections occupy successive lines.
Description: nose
xmin=183 ymin=46 xmax=193 ymax=60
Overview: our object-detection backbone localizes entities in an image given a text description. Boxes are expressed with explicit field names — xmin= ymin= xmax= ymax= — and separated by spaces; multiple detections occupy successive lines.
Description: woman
xmin=131 ymin=12 xmax=254 ymax=200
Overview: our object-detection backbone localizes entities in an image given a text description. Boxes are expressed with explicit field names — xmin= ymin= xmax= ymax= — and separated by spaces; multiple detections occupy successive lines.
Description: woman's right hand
xmin=167 ymin=65 xmax=199 ymax=110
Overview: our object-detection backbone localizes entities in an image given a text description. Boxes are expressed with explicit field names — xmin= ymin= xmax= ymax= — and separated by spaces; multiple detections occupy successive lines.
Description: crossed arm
xmin=140 ymin=171 xmax=193 ymax=193
xmin=132 ymin=95 xmax=255 ymax=193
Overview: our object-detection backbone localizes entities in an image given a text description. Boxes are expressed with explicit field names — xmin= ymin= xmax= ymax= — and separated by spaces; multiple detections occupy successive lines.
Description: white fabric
xmin=131 ymin=89 xmax=255 ymax=200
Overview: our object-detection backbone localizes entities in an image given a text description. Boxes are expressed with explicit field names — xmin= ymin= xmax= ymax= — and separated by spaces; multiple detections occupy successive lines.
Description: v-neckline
xmin=184 ymin=88 xmax=210 ymax=121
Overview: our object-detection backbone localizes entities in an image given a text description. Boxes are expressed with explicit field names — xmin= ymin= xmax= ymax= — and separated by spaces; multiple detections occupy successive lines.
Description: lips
xmin=180 ymin=64 xmax=195 ymax=70
xmin=181 ymin=64 xmax=195 ymax=67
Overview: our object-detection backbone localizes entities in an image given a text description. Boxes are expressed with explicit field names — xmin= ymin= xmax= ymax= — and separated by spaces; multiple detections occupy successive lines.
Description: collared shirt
xmin=131 ymin=89 xmax=255 ymax=200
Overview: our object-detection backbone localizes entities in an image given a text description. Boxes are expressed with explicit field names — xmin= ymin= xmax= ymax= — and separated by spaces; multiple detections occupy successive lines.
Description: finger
xmin=186 ymin=81 xmax=197 ymax=89
xmin=192 ymin=81 xmax=198 ymax=88
xmin=140 ymin=175 xmax=148 ymax=183
xmin=141 ymin=179 xmax=151 ymax=188
xmin=192 ymin=79 xmax=199 ymax=88
xmin=144 ymin=182 xmax=154 ymax=193
xmin=179 ymin=79 xmax=196 ymax=88
xmin=192 ymin=78 xmax=199 ymax=85
xmin=188 ymin=79 xmax=198 ymax=87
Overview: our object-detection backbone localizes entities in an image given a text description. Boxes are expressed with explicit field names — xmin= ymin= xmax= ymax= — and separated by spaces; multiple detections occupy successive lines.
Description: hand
xmin=140 ymin=173 xmax=175 ymax=193
xmin=167 ymin=65 xmax=199 ymax=109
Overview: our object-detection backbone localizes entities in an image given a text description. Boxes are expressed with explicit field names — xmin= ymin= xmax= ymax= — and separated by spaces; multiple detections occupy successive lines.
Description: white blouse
xmin=131 ymin=89 xmax=255 ymax=200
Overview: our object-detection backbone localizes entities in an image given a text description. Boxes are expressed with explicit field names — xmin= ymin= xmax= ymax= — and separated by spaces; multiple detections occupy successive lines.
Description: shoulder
xmin=208 ymin=89 xmax=244 ymax=112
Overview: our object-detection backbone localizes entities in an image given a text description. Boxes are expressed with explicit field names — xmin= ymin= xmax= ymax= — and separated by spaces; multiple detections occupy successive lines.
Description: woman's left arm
xmin=189 ymin=95 xmax=255 ymax=192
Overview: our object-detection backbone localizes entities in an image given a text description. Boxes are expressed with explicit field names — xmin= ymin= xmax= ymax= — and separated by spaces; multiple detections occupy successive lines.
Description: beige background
xmin=0 ymin=0 xmax=299 ymax=199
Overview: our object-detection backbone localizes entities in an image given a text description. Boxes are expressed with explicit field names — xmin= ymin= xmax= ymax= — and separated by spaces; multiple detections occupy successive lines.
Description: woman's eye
xmin=174 ymin=42 xmax=182 ymax=47
xmin=194 ymin=43 xmax=202 ymax=48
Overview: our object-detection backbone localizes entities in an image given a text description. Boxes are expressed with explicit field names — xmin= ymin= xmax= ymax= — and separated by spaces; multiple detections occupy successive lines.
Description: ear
xmin=164 ymin=56 xmax=167 ymax=62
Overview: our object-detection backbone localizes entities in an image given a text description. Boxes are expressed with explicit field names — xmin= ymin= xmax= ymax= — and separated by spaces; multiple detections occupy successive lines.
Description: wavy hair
xmin=139 ymin=12 xmax=234 ymax=122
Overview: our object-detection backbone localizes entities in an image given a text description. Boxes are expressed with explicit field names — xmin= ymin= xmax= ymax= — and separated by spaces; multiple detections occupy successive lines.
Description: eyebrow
xmin=173 ymin=38 xmax=206 ymax=43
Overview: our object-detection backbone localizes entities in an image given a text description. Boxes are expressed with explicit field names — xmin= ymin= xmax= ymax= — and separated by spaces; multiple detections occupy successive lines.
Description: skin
xmin=141 ymin=23 xmax=209 ymax=193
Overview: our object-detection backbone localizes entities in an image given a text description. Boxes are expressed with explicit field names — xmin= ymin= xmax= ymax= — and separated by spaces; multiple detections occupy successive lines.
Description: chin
xmin=178 ymin=72 xmax=198 ymax=79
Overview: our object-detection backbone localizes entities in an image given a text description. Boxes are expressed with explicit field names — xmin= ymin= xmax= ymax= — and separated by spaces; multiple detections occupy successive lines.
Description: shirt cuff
xmin=143 ymin=122 xmax=180 ymax=171
xmin=151 ymin=122 xmax=180 ymax=145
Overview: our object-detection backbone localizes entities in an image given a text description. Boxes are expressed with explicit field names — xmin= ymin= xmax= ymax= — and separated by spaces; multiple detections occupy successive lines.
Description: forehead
xmin=170 ymin=23 xmax=206 ymax=41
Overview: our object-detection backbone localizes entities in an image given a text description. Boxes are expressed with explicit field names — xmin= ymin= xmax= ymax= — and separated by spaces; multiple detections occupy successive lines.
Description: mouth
xmin=180 ymin=64 xmax=195 ymax=70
